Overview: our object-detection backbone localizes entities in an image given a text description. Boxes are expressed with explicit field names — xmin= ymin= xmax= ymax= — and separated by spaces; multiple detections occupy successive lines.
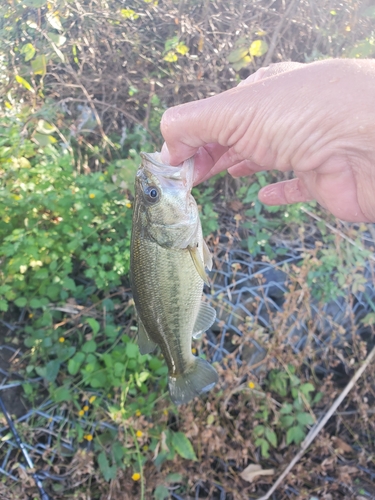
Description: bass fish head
xmin=134 ymin=152 xmax=201 ymax=248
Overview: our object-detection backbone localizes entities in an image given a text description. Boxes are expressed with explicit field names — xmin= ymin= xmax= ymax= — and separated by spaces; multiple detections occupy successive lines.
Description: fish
xmin=130 ymin=152 xmax=218 ymax=405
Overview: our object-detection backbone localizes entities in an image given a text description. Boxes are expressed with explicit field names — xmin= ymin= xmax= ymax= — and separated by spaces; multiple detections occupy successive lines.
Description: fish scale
xmin=130 ymin=152 xmax=218 ymax=405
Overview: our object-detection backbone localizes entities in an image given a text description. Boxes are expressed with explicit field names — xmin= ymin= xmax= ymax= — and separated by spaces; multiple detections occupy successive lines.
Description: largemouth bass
xmin=130 ymin=152 xmax=218 ymax=405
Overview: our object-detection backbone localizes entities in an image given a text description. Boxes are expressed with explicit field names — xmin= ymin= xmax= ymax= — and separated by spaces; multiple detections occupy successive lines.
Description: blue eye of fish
xmin=145 ymin=186 xmax=160 ymax=203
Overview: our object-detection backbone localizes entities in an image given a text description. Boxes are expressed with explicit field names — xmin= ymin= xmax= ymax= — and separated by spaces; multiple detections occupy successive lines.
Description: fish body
xmin=130 ymin=152 xmax=218 ymax=405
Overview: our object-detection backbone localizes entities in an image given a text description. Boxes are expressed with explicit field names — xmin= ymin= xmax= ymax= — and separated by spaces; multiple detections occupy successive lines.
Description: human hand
xmin=160 ymin=59 xmax=375 ymax=222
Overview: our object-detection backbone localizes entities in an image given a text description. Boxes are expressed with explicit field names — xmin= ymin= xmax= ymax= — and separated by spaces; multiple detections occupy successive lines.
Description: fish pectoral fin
xmin=202 ymin=239 xmax=213 ymax=271
xmin=188 ymin=245 xmax=210 ymax=286
xmin=192 ymin=302 xmax=216 ymax=339
xmin=137 ymin=317 xmax=157 ymax=355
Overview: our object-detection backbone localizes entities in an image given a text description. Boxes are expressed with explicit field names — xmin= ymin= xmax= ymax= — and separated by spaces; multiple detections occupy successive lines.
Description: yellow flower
xmin=136 ymin=430 xmax=143 ymax=438
xmin=29 ymin=313 xmax=34 ymax=318
xmin=125 ymin=201 xmax=132 ymax=208
xmin=248 ymin=381 xmax=255 ymax=389
xmin=142 ymin=445 xmax=149 ymax=451
xmin=132 ymin=472 xmax=141 ymax=481
xmin=89 ymin=193 xmax=95 ymax=199
xmin=78 ymin=410 xmax=85 ymax=417
xmin=191 ymin=347 xmax=197 ymax=354
xmin=83 ymin=405 xmax=89 ymax=412
xmin=59 ymin=337 xmax=65 ymax=343
xmin=89 ymin=395 xmax=96 ymax=404
xmin=135 ymin=410 xmax=141 ymax=417
xmin=163 ymin=409 xmax=168 ymax=416
xmin=84 ymin=434 xmax=93 ymax=441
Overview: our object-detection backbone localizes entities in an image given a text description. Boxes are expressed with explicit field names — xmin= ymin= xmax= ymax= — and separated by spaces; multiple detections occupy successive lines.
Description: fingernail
xmin=161 ymin=143 xmax=171 ymax=164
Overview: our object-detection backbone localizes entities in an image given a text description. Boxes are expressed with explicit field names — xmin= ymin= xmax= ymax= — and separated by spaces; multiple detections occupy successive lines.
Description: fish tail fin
xmin=168 ymin=357 xmax=218 ymax=405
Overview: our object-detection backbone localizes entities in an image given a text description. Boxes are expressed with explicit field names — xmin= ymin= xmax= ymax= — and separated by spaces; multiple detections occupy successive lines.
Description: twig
xmin=258 ymin=343 xmax=375 ymax=500
xmin=263 ymin=0 xmax=300 ymax=67
xmin=300 ymin=206 xmax=375 ymax=263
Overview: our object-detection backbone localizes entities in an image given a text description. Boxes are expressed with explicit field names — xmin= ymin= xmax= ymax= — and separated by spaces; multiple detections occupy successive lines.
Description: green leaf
xmin=46 ymin=360 xmax=60 ymax=382
xmin=31 ymin=55 xmax=47 ymax=76
xmin=154 ymin=485 xmax=169 ymax=500
xmin=0 ymin=300 xmax=8 ymax=312
xmin=82 ymin=340 xmax=97 ymax=353
xmin=249 ymin=40 xmax=268 ymax=57
xmin=46 ymin=285 xmax=60 ymax=301
xmin=265 ymin=428 xmax=277 ymax=448
xmin=125 ymin=343 xmax=139 ymax=359
xmin=15 ymin=75 xmax=35 ymax=93
xmin=286 ymin=425 xmax=306 ymax=445
xmin=98 ymin=451 xmax=117 ymax=481
xmin=231 ymin=55 xmax=252 ymax=71
xmin=166 ymin=473 xmax=182 ymax=483
xmin=68 ymin=352 xmax=86 ymax=375
xmin=62 ymin=277 xmax=76 ymax=290
xmin=86 ymin=318 xmax=100 ymax=336
xmin=255 ymin=437 xmax=270 ymax=458
xmin=29 ymin=298 xmax=43 ymax=309
xmin=296 ymin=412 xmax=314 ymax=426
xmin=280 ymin=403 xmax=293 ymax=414
xmin=48 ymin=32 xmax=67 ymax=47
xmin=53 ymin=386 xmax=72 ymax=403
xmin=171 ymin=432 xmax=197 ymax=461
xmin=34 ymin=133 xmax=57 ymax=146
xmin=280 ymin=415 xmax=295 ymax=428
xmin=20 ymin=43 xmax=36 ymax=62
xmin=164 ymin=36 xmax=179 ymax=52
xmin=299 ymin=383 xmax=315 ymax=396
xmin=228 ymin=47 xmax=249 ymax=63
xmin=253 ymin=425 xmax=265 ymax=437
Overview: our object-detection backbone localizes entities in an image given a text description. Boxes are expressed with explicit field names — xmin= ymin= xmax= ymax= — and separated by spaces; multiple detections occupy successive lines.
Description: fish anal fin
xmin=168 ymin=357 xmax=218 ymax=405
xmin=193 ymin=302 xmax=216 ymax=339
xmin=188 ymin=246 xmax=210 ymax=286
xmin=137 ymin=316 xmax=157 ymax=355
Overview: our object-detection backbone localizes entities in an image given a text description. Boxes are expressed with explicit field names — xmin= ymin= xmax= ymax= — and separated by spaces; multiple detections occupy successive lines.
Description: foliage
xmin=192 ymin=181 xmax=220 ymax=236
xmin=236 ymin=172 xmax=305 ymax=258
xmin=0 ymin=0 xmax=375 ymax=497
xmin=0 ymin=118 xmax=133 ymax=314
xmin=252 ymin=365 xmax=323 ymax=458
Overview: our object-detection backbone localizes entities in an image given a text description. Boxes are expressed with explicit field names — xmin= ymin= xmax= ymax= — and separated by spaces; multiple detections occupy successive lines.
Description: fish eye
xmin=144 ymin=186 xmax=160 ymax=203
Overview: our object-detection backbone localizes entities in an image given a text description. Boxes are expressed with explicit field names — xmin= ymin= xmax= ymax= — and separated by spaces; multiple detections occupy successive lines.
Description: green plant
xmin=0 ymin=119 xmax=134 ymax=313
xmin=269 ymin=366 xmax=322 ymax=445
xmin=192 ymin=182 xmax=219 ymax=236
xmin=237 ymin=172 xmax=305 ymax=258
xmin=251 ymin=366 xmax=323 ymax=458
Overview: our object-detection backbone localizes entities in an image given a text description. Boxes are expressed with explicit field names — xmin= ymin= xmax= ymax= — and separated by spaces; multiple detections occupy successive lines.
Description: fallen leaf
xmin=239 ymin=464 xmax=274 ymax=483
xmin=331 ymin=436 xmax=353 ymax=453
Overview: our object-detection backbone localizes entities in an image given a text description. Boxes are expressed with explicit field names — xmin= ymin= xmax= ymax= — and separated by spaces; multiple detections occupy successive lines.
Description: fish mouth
xmin=140 ymin=152 xmax=194 ymax=187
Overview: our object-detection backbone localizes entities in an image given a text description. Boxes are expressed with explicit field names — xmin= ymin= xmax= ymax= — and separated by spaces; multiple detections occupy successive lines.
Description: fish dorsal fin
xmin=137 ymin=315 xmax=157 ymax=355
xmin=188 ymin=245 xmax=210 ymax=286
xmin=192 ymin=302 xmax=216 ymax=339
xmin=202 ymin=239 xmax=213 ymax=271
